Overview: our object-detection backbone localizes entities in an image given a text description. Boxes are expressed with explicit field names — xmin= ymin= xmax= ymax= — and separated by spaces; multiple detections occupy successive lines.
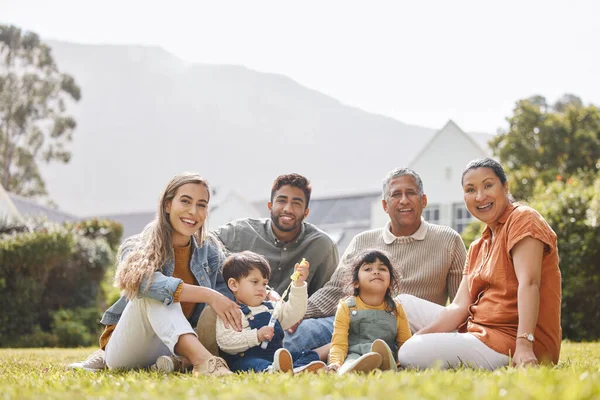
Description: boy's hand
xmin=326 ymin=363 xmax=340 ymax=372
xmin=293 ymin=259 xmax=310 ymax=286
xmin=257 ymin=326 xmax=275 ymax=342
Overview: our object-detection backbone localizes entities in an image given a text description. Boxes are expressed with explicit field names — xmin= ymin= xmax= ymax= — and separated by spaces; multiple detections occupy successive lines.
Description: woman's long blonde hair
xmin=115 ymin=172 xmax=211 ymax=299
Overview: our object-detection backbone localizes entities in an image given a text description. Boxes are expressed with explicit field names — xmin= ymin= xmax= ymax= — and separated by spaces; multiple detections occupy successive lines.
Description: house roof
xmin=408 ymin=120 xmax=491 ymax=167
xmin=252 ymin=191 xmax=380 ymax=227
xmin=97 ymin=211 xmax=155 ymax=241
xmin=1 ymin=184 xmax=22 ymax=221
xmin=8 ymin=193 xmax=77 ymax=223
xmin=252 ymin=191 xmax=381 ymax=254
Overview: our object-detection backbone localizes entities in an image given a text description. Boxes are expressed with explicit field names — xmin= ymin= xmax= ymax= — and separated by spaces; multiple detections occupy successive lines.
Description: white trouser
xmin=396 ymin=294 xmax=510 ymax=370
xmin=105 ymin=297 xmax=197 ymax=370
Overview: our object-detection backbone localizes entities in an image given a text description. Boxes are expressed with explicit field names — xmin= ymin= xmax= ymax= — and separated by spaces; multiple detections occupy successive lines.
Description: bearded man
xmin=213 ymin=173 xmax=339 ymax=297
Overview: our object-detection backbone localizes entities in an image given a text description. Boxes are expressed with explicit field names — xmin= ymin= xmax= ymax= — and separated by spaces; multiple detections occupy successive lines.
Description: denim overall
xmin=343 ymin=296 xmax=398 ymax=366
xmin=221 ymin=302 xmax=319 ymax=372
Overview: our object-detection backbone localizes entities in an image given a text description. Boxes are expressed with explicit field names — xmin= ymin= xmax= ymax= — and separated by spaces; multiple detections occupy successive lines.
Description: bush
xmin=530 ymin=174 xmax=600 ymax=341
xmin=68 ymin=219 xmax=123 ymax=252
xmin=0 ymin=217 xmax=122 ymax=347
xmin=2 ymin=325 xmax=58 ymax=348
xmin=51 ymin=309 xmax=95 ymax=347
xmin=0 ymin=228 xmax=74 ymax=343
xmin=39 ymin=236 xmax=113 ymax=329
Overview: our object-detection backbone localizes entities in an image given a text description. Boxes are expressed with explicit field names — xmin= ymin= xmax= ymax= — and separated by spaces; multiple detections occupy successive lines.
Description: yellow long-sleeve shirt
xmin=328 ymin=296 xmax=412 ymax=366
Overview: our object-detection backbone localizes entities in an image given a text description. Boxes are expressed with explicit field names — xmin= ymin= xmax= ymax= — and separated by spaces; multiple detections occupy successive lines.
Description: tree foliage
xmin=529 ymin=175 xmax=600 ymax=341
xmin=0 ymin=24 xmax=81 ymax=198
xmin=490 ymin=94 xmax=600 ymax=201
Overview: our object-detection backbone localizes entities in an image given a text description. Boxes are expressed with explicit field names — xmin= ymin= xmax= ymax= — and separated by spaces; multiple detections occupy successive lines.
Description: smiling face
xmin=382 ymin=175 xmax=427 ymax=237
xmin=462 ymin=167 xmax=510 ymax=232
xmin=355 ymin=259 xmax=391 ymax=296
xmin=268 ymin=184 xmax=310 ymax=239
xmin=227 ymin=267 xmax=269 ymax=307
xmin=165 ymin=183 xmax=209 ymax=247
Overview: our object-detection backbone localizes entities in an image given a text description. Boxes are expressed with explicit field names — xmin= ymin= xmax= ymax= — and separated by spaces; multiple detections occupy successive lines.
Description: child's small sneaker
xmin=339 ymin=352 xmax=382 ymax=375
xmin=192 ymin=356 xmax=232 ymax=377
xmin=293 ymin=360 xmax=326 ymax=373
xmin=150 ymin=355 xmax=185 ymax=373
xmin=272 ymin=348 xmax=294 ymax=373
xmin=371 ymin=339 xmax=397 ymax=372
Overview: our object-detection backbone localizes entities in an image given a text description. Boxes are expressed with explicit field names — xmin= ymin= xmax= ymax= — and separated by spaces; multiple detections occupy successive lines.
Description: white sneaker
xmin=338 ymin=352 xmax=382 ymax=375
xmin=150 ymin=355 xmax=185 ymax=373
xmin=371 ymin=339 xmax=397 ymax=372
xmin=272 ymin=348 xmax=294 ymax=373
xmin=293 ymin=360 xmax=326 ymax=373
xmin=66 ymin=349 xmax=106 ymax=372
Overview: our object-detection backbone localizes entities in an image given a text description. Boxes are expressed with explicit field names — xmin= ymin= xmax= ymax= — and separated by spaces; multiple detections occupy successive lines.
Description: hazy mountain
xmin=40 ymin=40 xmax=437 ymax=216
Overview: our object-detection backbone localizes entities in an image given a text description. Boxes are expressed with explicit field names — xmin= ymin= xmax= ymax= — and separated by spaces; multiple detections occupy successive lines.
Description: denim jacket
xmin=100 ymin=236 xmax=231 ymax=328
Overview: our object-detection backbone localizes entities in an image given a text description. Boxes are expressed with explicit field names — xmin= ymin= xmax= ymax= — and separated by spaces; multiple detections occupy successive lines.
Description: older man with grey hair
xmin=284 ymin=167 xmax=467 ymax=360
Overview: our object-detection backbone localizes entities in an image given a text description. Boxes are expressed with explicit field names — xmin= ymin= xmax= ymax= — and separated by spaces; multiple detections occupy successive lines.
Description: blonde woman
xmin=68 ymin=173 xmax=241 ymax=375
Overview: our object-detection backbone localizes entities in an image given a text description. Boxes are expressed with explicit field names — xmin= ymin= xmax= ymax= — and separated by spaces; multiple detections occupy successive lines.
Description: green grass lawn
xmin=1 ymin=342 xmax=599 ymax=400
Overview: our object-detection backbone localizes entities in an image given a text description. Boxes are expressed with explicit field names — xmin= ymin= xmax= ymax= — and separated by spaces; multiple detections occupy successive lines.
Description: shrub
xmin=39 ymin=236 xmax=113 ymax=329
xmin=51 ymin=309 xmax=95 ymax=347
xmin=0 ymin=217 xmax=122 ymax=346
xmin=68 ymin=219 xmax=123 ymax=252
xmin=529 ymin=174 xmax=600 ymax=341
xmin=2 ymin=325 xmax=58 ymax=348
xmin=0 ymin=228 xmax=74 ymax=343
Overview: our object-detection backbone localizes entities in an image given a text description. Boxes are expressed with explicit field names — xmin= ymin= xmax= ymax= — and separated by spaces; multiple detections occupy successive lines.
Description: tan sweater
xmin=305 ymin=221 xmax=466 ymax=319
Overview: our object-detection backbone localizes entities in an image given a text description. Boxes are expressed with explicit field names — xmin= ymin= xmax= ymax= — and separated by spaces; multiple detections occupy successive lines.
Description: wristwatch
xmin=517 ymin=333 xmax=535 ymax=342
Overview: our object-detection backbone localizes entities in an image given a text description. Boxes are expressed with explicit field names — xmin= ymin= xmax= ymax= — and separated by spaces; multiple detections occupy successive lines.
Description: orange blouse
xmin=461 ymin=203 xmax=562 ymax=364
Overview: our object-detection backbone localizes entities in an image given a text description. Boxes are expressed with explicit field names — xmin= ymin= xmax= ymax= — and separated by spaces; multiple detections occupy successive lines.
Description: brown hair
xmin=222 ymin=251 xmax=271 ymax=284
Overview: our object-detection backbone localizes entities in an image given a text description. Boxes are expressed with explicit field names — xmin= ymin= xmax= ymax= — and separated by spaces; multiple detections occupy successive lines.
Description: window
xmin=423 ymin=204 xmax=440 ymax=224
xmin=452 ymin=203 xmax=472 ymax=233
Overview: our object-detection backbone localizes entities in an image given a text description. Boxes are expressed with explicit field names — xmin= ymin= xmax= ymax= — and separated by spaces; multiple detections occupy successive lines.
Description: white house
xmin=209 ymin=190 xmax=262 ymax=229
xmin=368 ymin=120 xmax=493 ymax=245
xmin=0 ymin=183 xmax=23 ymax=222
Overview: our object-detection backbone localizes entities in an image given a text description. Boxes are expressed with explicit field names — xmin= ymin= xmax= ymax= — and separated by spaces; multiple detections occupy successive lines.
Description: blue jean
xmin=231 ymin=350 xmax=320 ymax=372
xmin=284 ymin=316 xmax=335 ymax=353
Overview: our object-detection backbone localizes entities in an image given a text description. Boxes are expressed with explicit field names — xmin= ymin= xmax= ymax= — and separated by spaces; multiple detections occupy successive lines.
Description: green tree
xmin=0 ymin=25 xmax=81 ymax=198
xmin=529 ymin=175 xmax=600 ymax=341
xmin=490 ymin=94 xmax=600 ymax=201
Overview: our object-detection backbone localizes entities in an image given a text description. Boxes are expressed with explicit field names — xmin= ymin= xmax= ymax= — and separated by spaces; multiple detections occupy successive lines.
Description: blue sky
xmin=2 ymin=0 xmax=599 ymax=133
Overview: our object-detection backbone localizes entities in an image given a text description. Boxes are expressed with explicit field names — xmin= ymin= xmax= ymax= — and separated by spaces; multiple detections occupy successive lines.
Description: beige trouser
xmin=396 ymin=294 xmax=510 ymax=370
xmin=105 ymin=298 xmax=196 ymax=370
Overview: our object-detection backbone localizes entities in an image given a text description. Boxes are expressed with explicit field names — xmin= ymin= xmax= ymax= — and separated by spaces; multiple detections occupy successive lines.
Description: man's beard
xmin=271 ymin=211 xmax=304 ymax=232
